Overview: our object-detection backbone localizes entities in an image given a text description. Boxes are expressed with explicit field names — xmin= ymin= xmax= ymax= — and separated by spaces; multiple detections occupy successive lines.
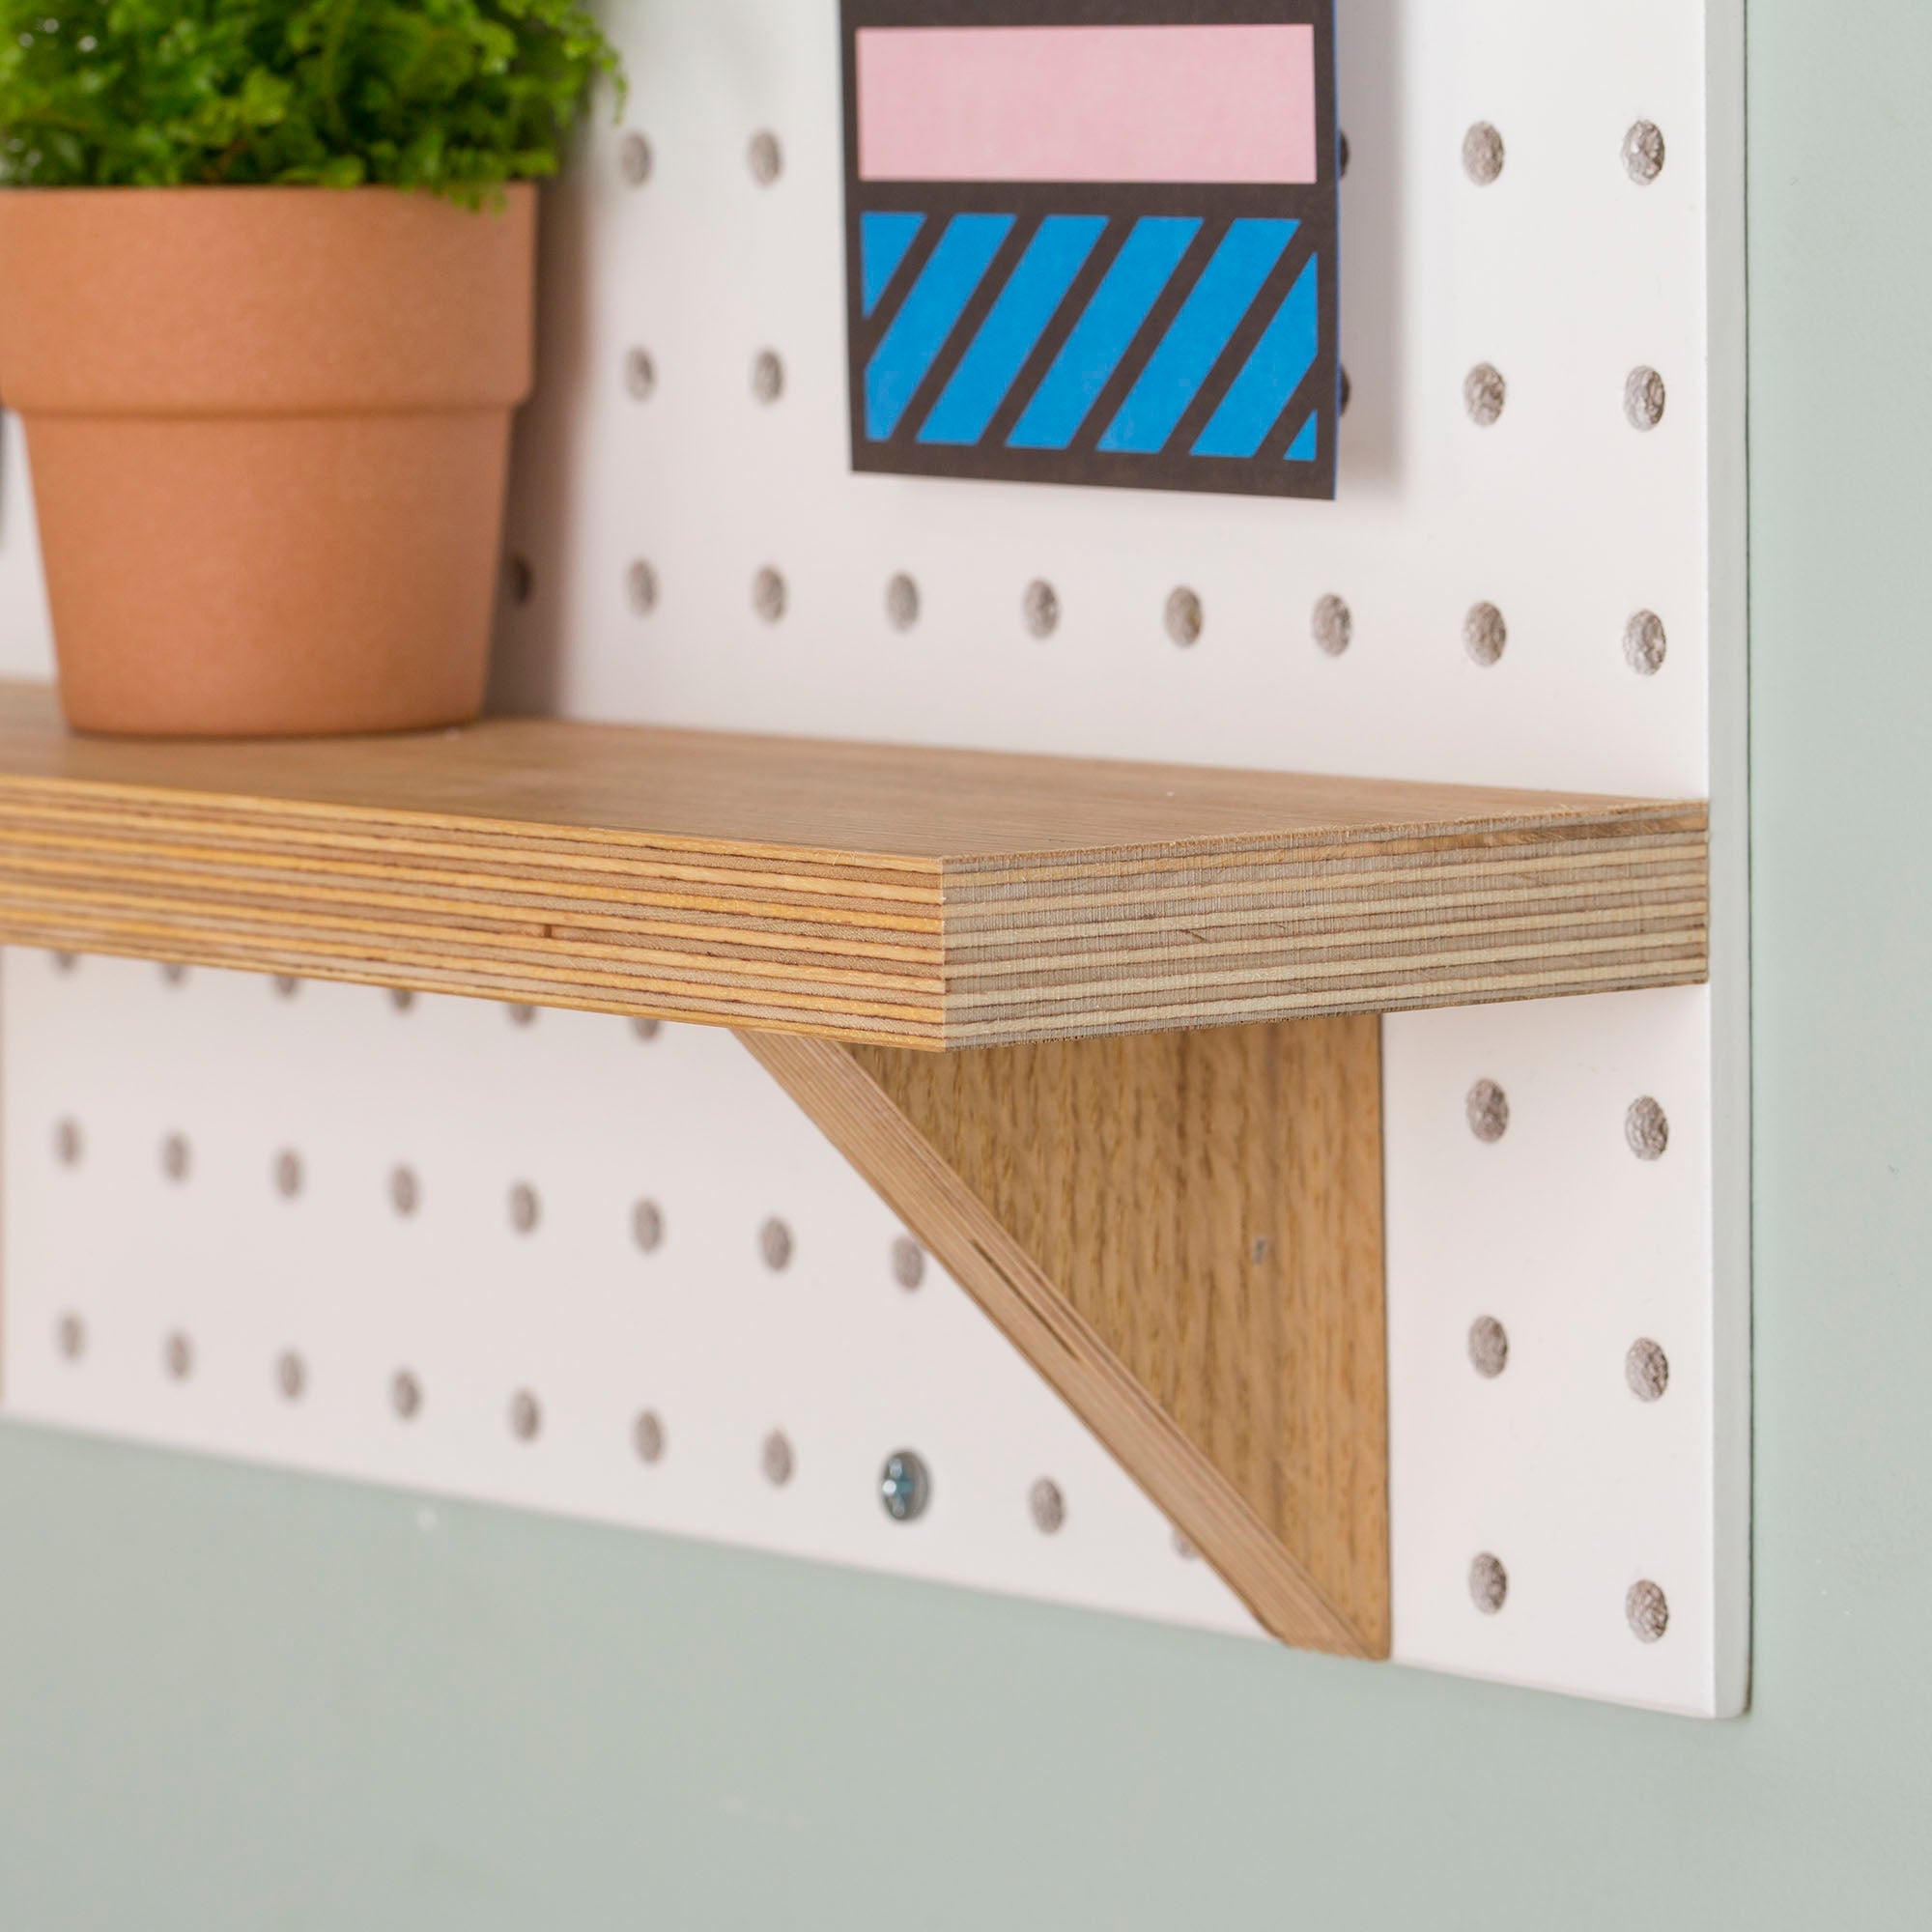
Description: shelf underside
xmin=0 ymin=682 xmax=1708 ymax=1048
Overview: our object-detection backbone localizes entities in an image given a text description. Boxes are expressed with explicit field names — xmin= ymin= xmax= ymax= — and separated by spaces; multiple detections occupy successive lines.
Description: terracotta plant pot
xmin=0 ymin=185 xmax=536 ymax=737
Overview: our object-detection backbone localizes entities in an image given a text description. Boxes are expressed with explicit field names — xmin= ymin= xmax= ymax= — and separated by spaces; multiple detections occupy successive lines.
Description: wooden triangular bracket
xmin=739 ymin=1017 xmax=1389 ymax=1659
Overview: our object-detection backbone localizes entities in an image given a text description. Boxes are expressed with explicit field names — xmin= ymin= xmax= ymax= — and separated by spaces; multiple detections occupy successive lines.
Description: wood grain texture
xmin=744 ymin=1018 xmax=1389 ymax=1657
xmin=0 ymin=680 xmax=1706 ymax=1047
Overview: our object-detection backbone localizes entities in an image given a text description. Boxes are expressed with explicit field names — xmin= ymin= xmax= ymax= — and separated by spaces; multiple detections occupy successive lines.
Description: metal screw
xmin=51 ymin=950 xmax=77 ymax=975
xmin=627 ymin=559 xmax=660 ymax=615
xmin=751 ymin=349 xmax=784 ymax=405
xmin=509 ymin=1389 xmax=542 ymax=1442
xmin=388 ymin=987 xmax=415 ymax=1013
xmin=1625 ymin=610 xmax=1668 ymax=676
xmin=762 ymin=1429 xmax=794 ymax=1486
xmin=1463 ymin=602 xmax=1508 ymax=668
xmin=1469 ymin=1551 xmax=1509 ymax=1614
xmin=509 ymin=1182 xmax=541 ymax=1236
xmin=1626 ymin=1096 xmax=1670 ymax=1161
xmin=273 ymin=1150 xmax=303 ymax=1200
xmin=390 ymin=1165 xmax=421 ymax=1217
xmin=1165 ymin=586 xmax=1204 ymax=648
xmin=272 ymin=974 xmax=301 ymax=1000
xmin=634 ymin=1409 xmax=667 ymax=1463
xmin=53 ymin=1118 xmax=83 ymax=1167
xmin=1030 ymin=1477 xmax=1066 ymax=1534
xmin=160 ymin=1133 xmax=191 ymax=1184
xmin=277 ymin=1350 xmax=306 ymax=1402
xmin=1463 ymin=362 xmax=1507 ymax=427
xmin=1627 ymin=1337 xmax=1671 ymax=1403
xmin=1338 ymin=130 xmax=1350 ymax=179
xmin=56 ymin=1313 xmax=85 ymax=1362
xmin=1466 ymin=1077 xmax=1511 ymax=1142
xmin=618 ymin=129 xmax=653 ymax=187
xmin=632 ymin=1016 xmax=661 ymax=1042
xmin=506 ymin=1003 xmax=537 ymax=1030
xmin=161 ymin=960 xmax=188 ymax=987
xmin=747 ymin=130 xmax=782 ymax=185
xmin=1463 ymin=122 xmax=1505 ymax=185
xmin=624 ymin=346 xmax=657 ymax=401
xmin=885 ymin=572 xmax=921 ymax=632
xmin=759 ymin=1216 xmax=794 ymax=1271
xmin=1623 ymin=120 xmax=1666 ymax=185
xmin=879 ymin=1449 xmax=931 ymax=1522
xmin=633 ymin=1199 xmax=665 ymax=1253
xmin=164 ymin=1332 xmax=194 ymax=1381
xmin=1626 ymin=1578 xmax=1670 ymax=1642
xmin=891 ymin=1236 xmax=925 ymax=1291
xmin=1022 ymin=579 xmax=1061 ymax=639
xmin=1312 ymin=594 xmax=1352 ymax=658
xmin=1339 ymin=365 xmax=1352 ymax=416
xmin=1624 ymin=366 xmax=1667 ymax=432
xmin=1468 ymin=1316 xmax=1510 ymax=1379
xmin=391 ymin=1369 xmax=423 ymax=1421
xmin=753 ymin=566 xmax=787 ymax=624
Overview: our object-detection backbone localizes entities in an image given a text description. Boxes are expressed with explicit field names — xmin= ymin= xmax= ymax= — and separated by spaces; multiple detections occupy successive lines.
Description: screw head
xmin=1626 ymin=1096 xmax=1670 ymax=1161
xmin=762 ymin=1429 xmax=795 ymax=1486
xmin=1623 ymin=120 xmax=1666 ymax=185
xmin=890 ymin=1236 xmax=925 ymax=1291
xmin=618 ymin=128 xmax=653 ymax=187
xmin=1626 ymin=1578 xmax=1670 ymax=1642
xmin=1165 ymin=586 xmax=1204 ymax=648
xmin=277 ymin=1350 xmax=307 ymax=1402
xmin=759 ymin=1216 xmax=794 ymax=1271
xmin=508 ymin=1182 xmax=541 ymax=1235
xmin=879 ymin=1449 xmax=931 ymax=1522
xmin=391 ymin=1370 xmax=423 ymax=1420
xmin=1463 ymin=603 xmax=1508 ymax=668
xmin=1624 ymin=366 xmax=1667 ymax=432
xmin=633 ymin=1199 xmax=666 ymax=1254
xmin=1312 ymin=594 xmax=1353 ymax=658
xmin=1626 ymin=1337 xmax=1671 ymax=1403
xmin=509 ymin=1389 xmax=542 ymax=1442
xmin=161 ymin=960 xmax=188 ymax=986
xmin=885 ymin=573 xmax=921 ymax=632
xmin=1624 ymin=610 xmax=1668 ymax=676
xmin=627 ymin=558 xmax=660 ymax=616
xmin=1030 ymin=1477 xmax=1066 ymax=1534
xmin=1466 ymin=1078 xmax=1511 ymax=1142
xmin=388 ymin=987 xmax=415 ymax=1013
xmin=1463 ymin=362 xmax=1507 ymax=427
xmin=623 ymin=346 xmax=657 ymax=401
xmin=747 ymin=130 xmax=782 ymax=185
xmin=751 ymin=349 xmax=784 ymax=405
xmin=1462 ymin=122 xmax=1506 ymax=185
xmin=753 ymin=566 xmax=787 ymax=625
xmin=632 ymin=1016 xmax=662 ymax=1042
xmin=1469 ymin=1551 xmax=1509 ymax=1614
xmin=1468 ymin=1316 xmax=1511 ymax=1379
xmin=503 ymin=555 xmax=534 ymax=607
xmin=634 ymin=1409 xmax=668 ymax=1463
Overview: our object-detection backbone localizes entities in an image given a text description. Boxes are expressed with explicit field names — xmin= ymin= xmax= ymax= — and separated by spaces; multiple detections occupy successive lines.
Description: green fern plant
xmin=0 ymin=0 xmax=623 ymax=204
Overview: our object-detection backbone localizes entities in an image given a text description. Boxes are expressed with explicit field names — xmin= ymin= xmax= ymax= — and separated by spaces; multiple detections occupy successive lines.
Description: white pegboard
xmin=0 ymin=0 xmax=1747 ymax=1712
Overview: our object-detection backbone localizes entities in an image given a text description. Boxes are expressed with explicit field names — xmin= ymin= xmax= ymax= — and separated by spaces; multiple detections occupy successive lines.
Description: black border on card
xmin=839 ymin=0 xmax=1338 ymax=501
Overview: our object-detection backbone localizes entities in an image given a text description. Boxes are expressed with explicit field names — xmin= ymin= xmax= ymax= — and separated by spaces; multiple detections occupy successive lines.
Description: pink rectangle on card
xmin=856 ymin=24 xmax=1320 ymax=185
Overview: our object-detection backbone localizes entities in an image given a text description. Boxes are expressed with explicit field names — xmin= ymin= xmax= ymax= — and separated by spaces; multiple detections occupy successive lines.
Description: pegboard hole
xmin=506 ymin=1003 xmax=537 ymax=1029
xmin=751 ymin=349 xmax=784 ymax=405
xmin=1468 ymin=1316 xmax=1510 ymax=1379
xmin=160 ymin=1132 xmax=191 ymax=1184
xmin=1463 ymin=363 xmax=1507 ymax=428
xmin=1462 ymin=122 xmax=1505 ymax=185
xmin=623 ymin=346 xmax=657 ymax=402
xmin=1469 ymin=1552 xmax=1509 ymax=1615
xmin=391 ymin=1370 xmax=423 ymax=1421
xmin=56 ymin=1313 xmax=85 ymax=1362
xmin=389 ymin=1166 xmax=421 ymax=1218
xmin=753 ymin=566 xmax=788 ymax=625
xmin=627 ymin=558 xmax=660 ymax=616
xmin=277 ymin=1351 xmax=307 ymax=1402
xmin=51 ymin=950 xmax=77 ymax=975
xmin=272 ymin=974 xmax=301 ymax=1001
xmin=163 ymin=1332 xmax=194 ymax=1382
xmin=1030 ymin=1478 xmax=1066 ymax=1535
xmin=1165 ymin=587 xmax=1204 ymax=649
xmin=1338 ymin=364 xmax=1351 ymax=416
xmin=634 ymin=1410 xmax=668 ymax=1463
xmin=509 ymin=1389 xmax=543 ymax=1442
xmin=1337 ymin=130 xmax=1350 ymax=179
xmin=618 ymin=129 xmax=653 ymax=187
xmin=1623 ymin=121 xmax=1666 ymax=185
xmin=1465 ymin=1078 xmax=1510 ymax=1142
xmin=160 ymin=960 xmax=188 ymax=987
xmin=1626 ymin=1579 xmax=1670 ymax=1643
xmin=759 ymin=1216 xmax=795 ymax=1272
xmin=633 ymin=1199 xmax=666 ymax=1254
xmin=1023 ymin=579 xmax=1061 ymax=639
xmin=508 ymin=1182 xmax=541 ymax=1236
xmin=273 ymin=1150 xmax=303 ymax=1201
xmin=762 ymin=1429 xmax=795 ymax=1487
xmin=885 ymin=573 xmax=921 ymax=632
xmin=632 ymin=1016 xmax=662 ymax=1043
xmin=1312 ymin=594 xmax=1352 ymax=658
xmin=1624 ymin=366 xmax=1667 ymax=432
xmin=891 ymin=1236 xmax=925 ymax=1291
xmin=1173 ymin=1529 xmax=1199 ymax=1561
xmin=1626 ymin=1337 xmax=1670 ymax=1403
xmin=747 ymin=130 xmax=783 ymax=185
xmin=52 ymin=1117 xmax=83 ymax=1168
xmin=1625 ymin=1096 xmax=1670 ymax=1161
xmin=388 ymin=987 xmax=415 ymax=1014
xmin=1463 ymin=603 xmax=1508 ymax=668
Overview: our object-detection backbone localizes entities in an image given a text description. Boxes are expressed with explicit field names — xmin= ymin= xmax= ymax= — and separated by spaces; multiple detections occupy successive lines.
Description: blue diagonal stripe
xmin=919 ymin=216 xmax=1107 ymax=447
xmin=1193 ymin=253 xmax=1321 ymax=459
xmin=865 ymin=214 xmax=1014 ymax=441
xmin=861 ymin=212 xmax=926 ymax=319
xmin=1286 ymin=412 xmax=1320 ymax=462
xmin=1006 ymin=217 xmax=1201 ymax=452
xmin=1097 ymin=219 xmax=1298 ymax=455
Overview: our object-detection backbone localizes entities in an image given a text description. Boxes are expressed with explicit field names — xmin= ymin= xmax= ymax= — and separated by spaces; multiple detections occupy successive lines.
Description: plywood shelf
xmin=0 ymin=680 xmax=1707 ymax=1048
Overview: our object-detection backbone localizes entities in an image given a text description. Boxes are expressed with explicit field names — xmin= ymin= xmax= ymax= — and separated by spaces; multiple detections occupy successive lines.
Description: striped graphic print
xmin=860 ymin=209 xmax=1325 ymax=467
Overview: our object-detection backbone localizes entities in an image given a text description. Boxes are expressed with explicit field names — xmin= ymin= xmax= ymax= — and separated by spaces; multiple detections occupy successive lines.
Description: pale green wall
xmin=3 ymin=4 xmax=1927 ymax=1924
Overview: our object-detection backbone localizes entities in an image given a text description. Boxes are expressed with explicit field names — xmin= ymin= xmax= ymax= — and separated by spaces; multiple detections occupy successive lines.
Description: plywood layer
xmin=0 ymin=681 xmax=1706 ymax=1047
